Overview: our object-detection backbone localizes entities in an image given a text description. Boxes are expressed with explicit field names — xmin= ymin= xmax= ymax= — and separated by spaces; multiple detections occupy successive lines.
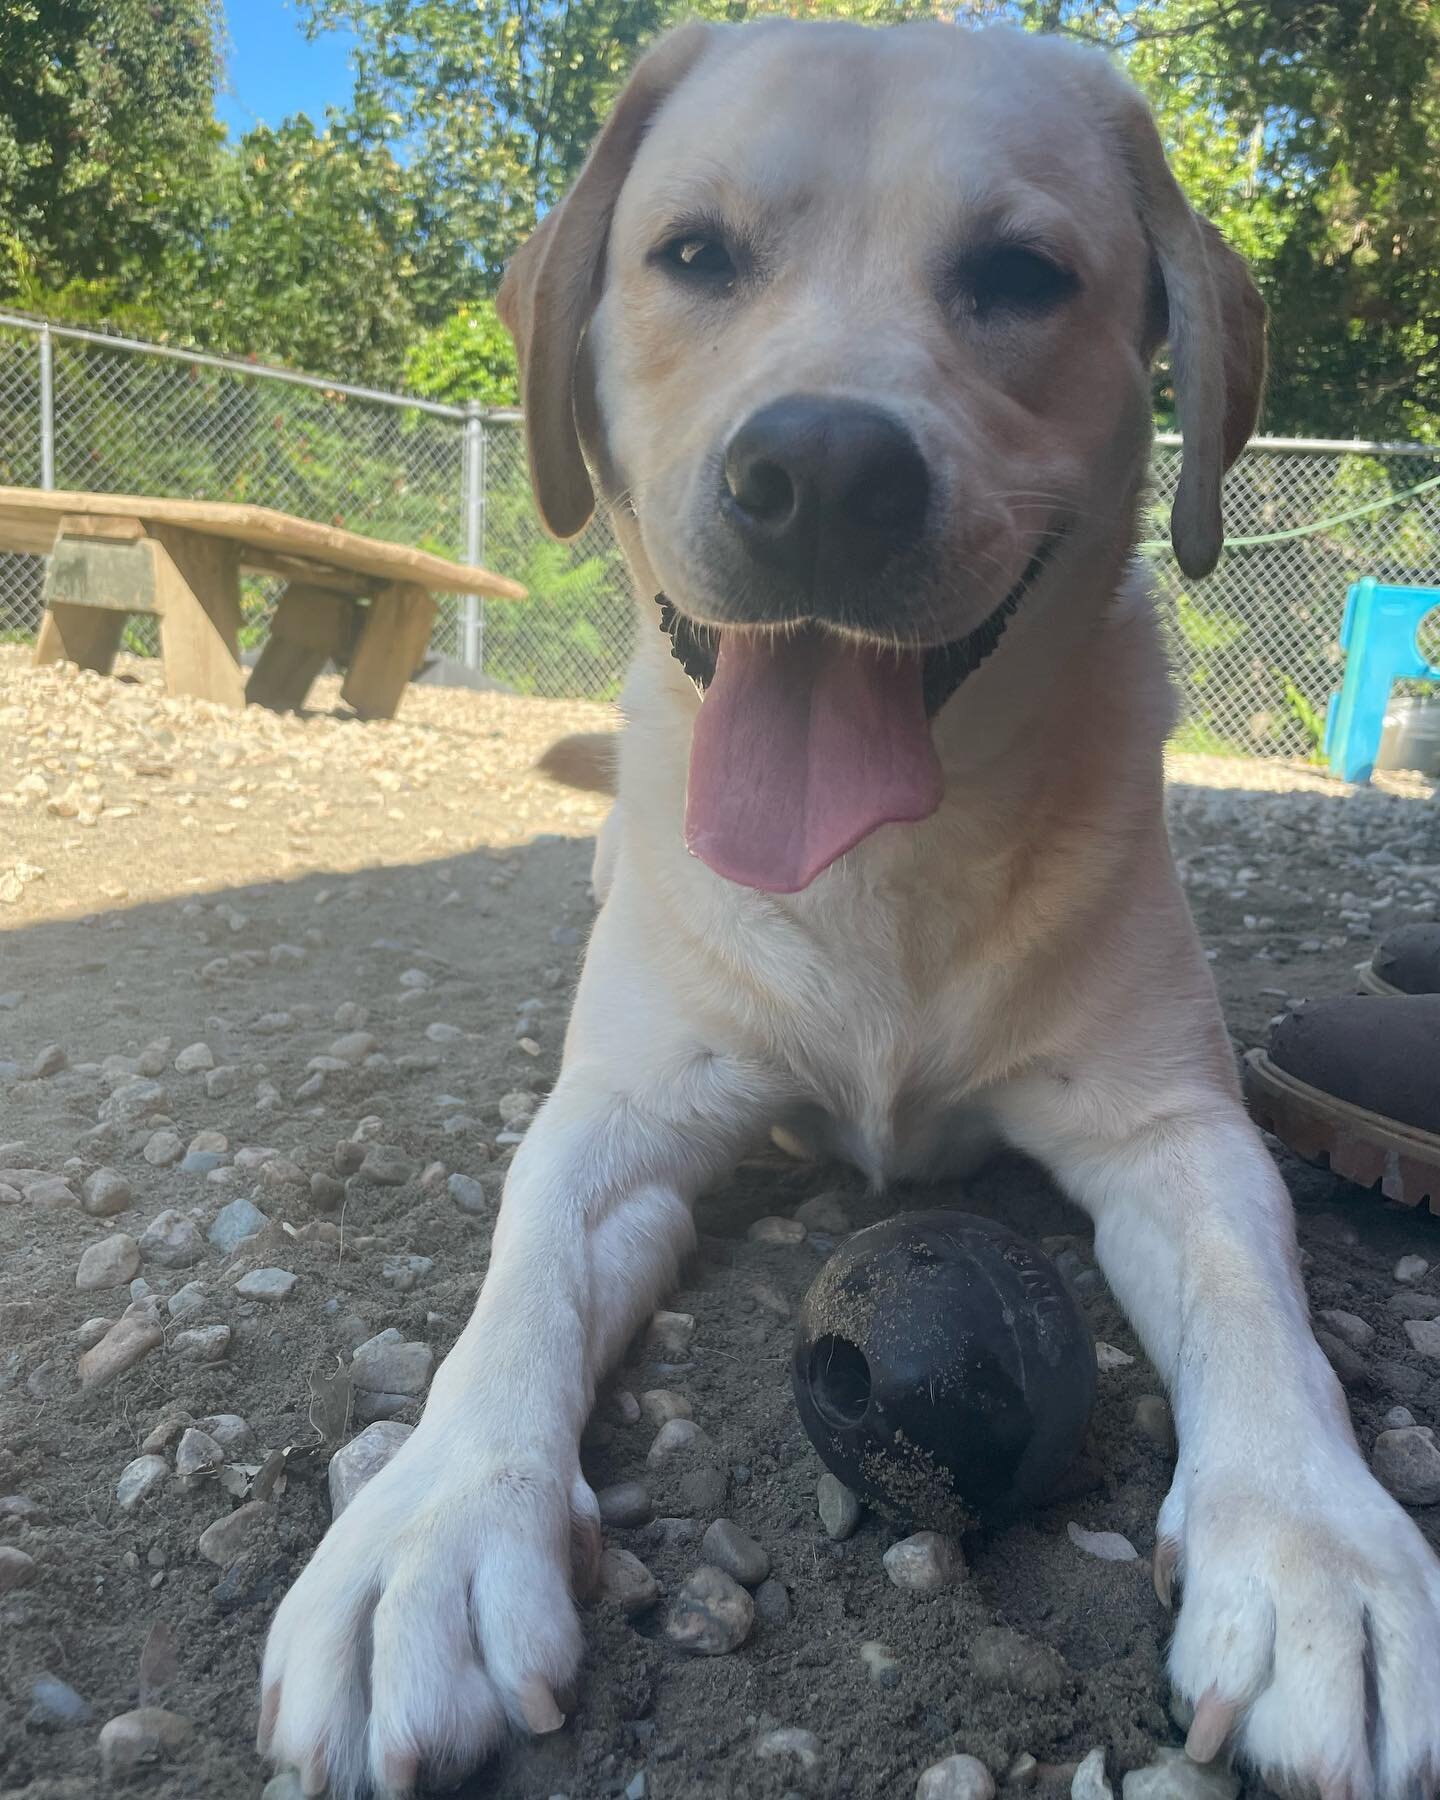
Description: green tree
xmin=0 ymin=0 xmax=222 ymax=303
xmin=301 ymin=0 xmax=946 ymax=287
xmin=964 ymin=1 xmax=1440 ymax=442
xmin=404 ymin=299 xmax=519 ymax=405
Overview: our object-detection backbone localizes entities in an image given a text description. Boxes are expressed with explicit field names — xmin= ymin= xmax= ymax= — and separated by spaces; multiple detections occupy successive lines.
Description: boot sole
xmin=1243 ymin=1048 xmax=1440 ymax=1215
xmin=1354 ymin=961 xmax=1405 ymax=998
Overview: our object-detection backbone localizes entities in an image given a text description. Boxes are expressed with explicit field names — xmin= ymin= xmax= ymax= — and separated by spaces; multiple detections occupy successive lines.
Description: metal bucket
xmin=1377 ymin=695 xmax=1440 ymax=777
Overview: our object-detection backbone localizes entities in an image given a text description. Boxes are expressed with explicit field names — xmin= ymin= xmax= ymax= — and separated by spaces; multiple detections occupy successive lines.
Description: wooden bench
xmin=0 ymin=486 xmax=525 ymax=719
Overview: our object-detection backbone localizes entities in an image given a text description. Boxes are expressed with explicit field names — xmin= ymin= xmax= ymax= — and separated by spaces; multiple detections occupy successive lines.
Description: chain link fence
xmin=2 ymin=312 xmax=1438 ymax=757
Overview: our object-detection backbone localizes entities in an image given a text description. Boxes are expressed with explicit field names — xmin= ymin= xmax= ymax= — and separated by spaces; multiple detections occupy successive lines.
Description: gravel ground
xmin=0 ymin=645 xmax=1437 ymax=1800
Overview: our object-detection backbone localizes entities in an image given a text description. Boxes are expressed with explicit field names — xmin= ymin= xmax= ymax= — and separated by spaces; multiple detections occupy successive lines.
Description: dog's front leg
xmin=259 ymin=918 xmax=779 ymax=1799
xmin=998 ymin=1076 xmax=1440 ymax=1800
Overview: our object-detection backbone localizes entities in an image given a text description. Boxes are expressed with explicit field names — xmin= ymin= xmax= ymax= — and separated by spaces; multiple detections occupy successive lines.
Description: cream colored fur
xmin=260 ymin=23 xmax=1440 ymax=1800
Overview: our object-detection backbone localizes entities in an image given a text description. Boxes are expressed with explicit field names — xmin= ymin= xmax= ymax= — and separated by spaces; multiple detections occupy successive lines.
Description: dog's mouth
xmin=661 ymin=529 xmax=1066 ymax=895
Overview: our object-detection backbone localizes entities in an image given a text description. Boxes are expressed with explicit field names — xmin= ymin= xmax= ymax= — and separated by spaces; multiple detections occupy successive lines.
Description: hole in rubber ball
xmin=809 ymin=1334 xmax=872 ymax=1428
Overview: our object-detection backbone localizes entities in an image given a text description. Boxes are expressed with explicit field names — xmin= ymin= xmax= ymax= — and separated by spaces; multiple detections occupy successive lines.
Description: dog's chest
xmin=753 ymin=888 xmax=994 ymax=1181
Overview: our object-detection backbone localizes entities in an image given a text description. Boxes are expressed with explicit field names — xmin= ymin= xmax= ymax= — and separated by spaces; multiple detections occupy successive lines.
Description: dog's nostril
xmin=727 ymin=454 xmax=795 ymax=524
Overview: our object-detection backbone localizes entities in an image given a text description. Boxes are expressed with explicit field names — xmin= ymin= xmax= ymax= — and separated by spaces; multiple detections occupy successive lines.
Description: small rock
xmin=1371 ymin=1426 xmax=1440 ymax=1505
xmin=817 ymin=1472 xmax=862 ymax=1540
xmin=1395 ymin=1255 xmax=1430 ymax=1284
xmin=0 ymin=1545 xmax=37 ymax=1592
xmin=181 ymin=1150 xmax=227 ymax=1176
xmin=1067 ymin=1521 xmax=1139 ymax=1562
xmin=1095 ymin=1342 xmax=1135 ymax=1371
xmin=76 ymin=1315 xmax=113 ymax=1348
xmin=970 ymin=1627 xmax=1069 ymax=1698
xmin=31 ymin=1043 xmax=67 ymax=1078
xmin=143 ymin=1129 xmax=185 ymax=1167
xmin=99 ymin=1078 xmax=166 ymax=1125
xmin=331 ymin=1031 xmax=379 ymax=1064
xmin=1318 ymin=1309 xmax=1376 ymax=1350
xmin=204 ymin=1065 xmax=244 ymax=1098
xmin=382 ymin=1254 xmax=433 ymax=1292
xmin=640 ymin=1389 xmax=692 ymax=1426
xmin=1005 ymin=1754 xmax=1039 ymax=1789
xmin=358 ymin=1146 xmax=413 ymax=1186
xmin=701 ymin=1518 xmax=770 ymax=1586
xmin=1384 ymin=1405 xmax=1416 ymax=1429
xmin=1404 ymin=1319 xmax=1440 ymax=1360
xmin=748 ymin=1216 xmax=807 ymax=1246
xmin=334 ymin=1002 xmax=368 ymax=1030
xmin=138 ymin=1209 xmax=205 ymax=1268
xmin=76 ymin=1233 xmax=140 ymax=1291
xmin=1121 ymin=1748 xmax=1238 ymax=1800
xmin=235 ymin=1268 xmax=297 ymax=1303
xmin=82 ymin=1168 xmax=132 ymax=1217
xmin=25 ymin=1175 xmax=77 ymax=1208
xmin=916 ymin=1755 xmax=996 ymax=1800
xmin=598 ymin=1546 xmax=660 ymax=1614
xmin=860 ymin=1640 xmax=900 ymax=1687
xmin=198 ymin=1413 xmax=253 ymax=1451
xmin=1316 ymin=1328 xmax=1367 ymax=1388
xmin=647 ymin=1311 xmax=695 ymax=1355
xmin=883 ymin=1531 xmax=962 ymax=1593
xmin=174 ymin=1042 xmax=215 ymax=1073
xmin=793 ymin=1193 xmax=851 ymax=1233
xmin=646 ymin=1418 xmax=715 ymax=1466
xmin=755 ymin=1577 xmax=791 ymax=1627
xmin=756 ymin=1728 xmax=822 ymax=1774
xmin=174 ymin=1324 xmax=231 ymax=1362
xmin=329 ymin=1421 xmax=414 ymax=1516
xmin=116 ymin=1455 xmax=170 ymax=1510
xmin=1072 ymin=1748 xmax=1113 ymax=1800
xmin=664 ymin=1564 xmax=754 ymax=1654
xmin=257 ymin=1157 xmax=306 ymax=1193
xmin=197 ymin=1499 xmax=272 ymax=1566
xmin=425 ymin=1021 xmax=462 ymax=1043
xmin=1132 ymin=1394 xmax=1176 ymax=1455
xmin=447 ymin=1172 xmax=487 ymax=1214
xmin=309 ymin=1172 xmax=346 ymax=1211
xmin=28 ymin=1674 xmax=91 ymax=1728
xmin=98 ymin=1707 xmax=192 ymax=1774
xmin=175 ymin=1428 xmax=224 ymax=1480
xmin=209 ymin=1196 xmax=269 ymax=1252
xmin=79 ymin=1302 xmax=163 ymax=1387
xmin=497 ymin=1089 xmax=536 ymax=1127
xmin=1386 ymin=1292 xmax=1440 ymax=1321
xmin=597 ymin=1481 xmax=654 ymax=1528
xmin=352 ymin=1332 xmax=434 ymax=1396
xmin=167 ymin=1280 xmax=207 ymax=1318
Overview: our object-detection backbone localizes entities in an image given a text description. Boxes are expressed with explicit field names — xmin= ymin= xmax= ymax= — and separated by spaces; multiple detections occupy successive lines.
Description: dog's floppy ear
xmin=496 ymin=23 xmax=715 ymax=540
xmin=1119 ymin=94 xmax=1266 ymax=577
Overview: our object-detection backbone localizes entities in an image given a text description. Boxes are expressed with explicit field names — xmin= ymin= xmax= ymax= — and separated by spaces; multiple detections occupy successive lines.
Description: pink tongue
xmin=685 ymin=629 xmax=944 ymax=893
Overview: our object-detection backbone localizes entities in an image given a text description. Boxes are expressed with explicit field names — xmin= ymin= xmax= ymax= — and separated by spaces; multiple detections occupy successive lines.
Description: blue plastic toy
xmin=1324 ymin=579 xmax=1440 ymax=781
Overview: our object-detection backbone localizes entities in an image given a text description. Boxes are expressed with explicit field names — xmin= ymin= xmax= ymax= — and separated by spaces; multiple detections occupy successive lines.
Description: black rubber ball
xmin=792 ymin=1209 xmax=1096 ymax=1528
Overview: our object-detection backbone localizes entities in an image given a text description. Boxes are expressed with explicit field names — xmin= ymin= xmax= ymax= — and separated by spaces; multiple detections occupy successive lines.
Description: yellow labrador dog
xmin=260 ymin=21 xmax=1440 ymax=1798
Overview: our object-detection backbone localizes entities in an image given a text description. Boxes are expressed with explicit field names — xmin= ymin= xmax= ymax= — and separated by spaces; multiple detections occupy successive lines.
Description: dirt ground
xmin=1 ymin=644 xmax=1438 ymax=1800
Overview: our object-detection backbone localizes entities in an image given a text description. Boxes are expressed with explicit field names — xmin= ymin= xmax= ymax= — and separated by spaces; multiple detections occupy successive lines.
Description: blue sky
xmin=215 ymin=0 xmax=361 ymax=138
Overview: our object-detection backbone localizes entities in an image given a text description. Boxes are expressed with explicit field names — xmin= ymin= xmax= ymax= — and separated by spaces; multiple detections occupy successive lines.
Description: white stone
xmin=116 ymin=1455 xmax=170 ymax=1510
xmin=883 ymin=1531 xmax=963 ymax=1593
xmin=916 ymin=1754 xmax=996 ymax=1800
xmin=76 ymin=1233 xmax=140 ymax=1291
xmin=328 ymin=1421 xmax=413 ymax=1517
xmin=235 ymin=1267 xmax=297 ymax=1303
xmin=1067 ymin=1522 xmax=1139 ymax=1562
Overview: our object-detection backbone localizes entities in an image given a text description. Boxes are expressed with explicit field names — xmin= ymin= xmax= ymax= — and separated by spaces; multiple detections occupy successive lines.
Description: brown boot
xmin=1357 ymin=922 xmax=1440 ymax=996
xmin=1243 ymin=994 xmax=1440 ymax=1213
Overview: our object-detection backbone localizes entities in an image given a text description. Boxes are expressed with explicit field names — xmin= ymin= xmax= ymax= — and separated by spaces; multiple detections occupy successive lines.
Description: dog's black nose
xmin=721 ymin=396 xmax=930 ymax=584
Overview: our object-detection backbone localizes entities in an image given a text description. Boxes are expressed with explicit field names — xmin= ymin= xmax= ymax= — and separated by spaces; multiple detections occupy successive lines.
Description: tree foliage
xmin=3 ymin=0 xmax=1439 ymax=438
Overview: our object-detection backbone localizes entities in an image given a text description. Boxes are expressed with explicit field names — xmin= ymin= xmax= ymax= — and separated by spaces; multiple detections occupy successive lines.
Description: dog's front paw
xmin=259 ymin=1429 xmax=599 ymax=1798
xmin=1160 ymin=1459 xmax=1440 ymax=1799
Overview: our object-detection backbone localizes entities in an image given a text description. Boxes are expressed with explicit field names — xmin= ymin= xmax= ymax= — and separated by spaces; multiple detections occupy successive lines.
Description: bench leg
xmin=340 ymin=582 xmax=437 ymax=720
xmin=247 ymin=585 xmax=355 ymax=713
xmin=149 ymin=526 xmax=246 ymax=711
xmin=34 ymin=603 xmax=127 ymax=675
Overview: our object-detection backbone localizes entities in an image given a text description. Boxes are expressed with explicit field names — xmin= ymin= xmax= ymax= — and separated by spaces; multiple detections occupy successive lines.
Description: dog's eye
xmin=958 ymin=245 xmax=1077 ymax=319
xmin=661 ymin=234 xmax=737 ymax=285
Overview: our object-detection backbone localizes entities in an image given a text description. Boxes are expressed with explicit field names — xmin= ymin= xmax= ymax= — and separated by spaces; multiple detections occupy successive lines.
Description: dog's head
xmin=499 ymin=21 xmax=1265 ymax=893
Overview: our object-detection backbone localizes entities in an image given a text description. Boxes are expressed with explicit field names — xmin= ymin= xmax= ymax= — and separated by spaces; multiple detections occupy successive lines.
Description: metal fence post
xmin=38 ymin=322 xmax=55 ymax=489
xmin=462 ymin=398 xmax=486 ymax=670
